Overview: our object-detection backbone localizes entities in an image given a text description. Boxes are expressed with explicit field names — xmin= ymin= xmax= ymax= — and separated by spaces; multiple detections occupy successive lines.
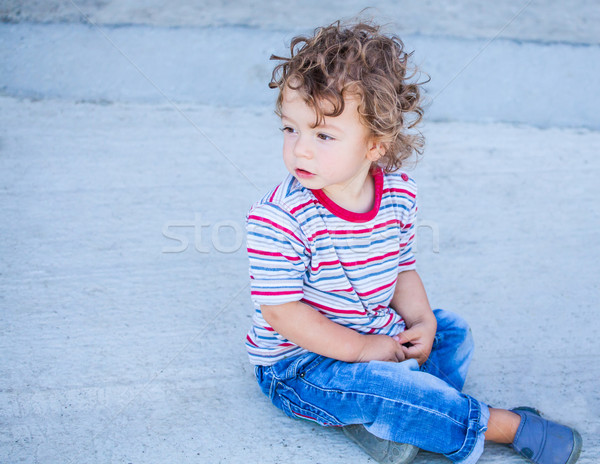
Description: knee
xmin=433 ymin=308 xmax=470 ymax=331
xmin=433 ymin=309 xmax=473 ymax=349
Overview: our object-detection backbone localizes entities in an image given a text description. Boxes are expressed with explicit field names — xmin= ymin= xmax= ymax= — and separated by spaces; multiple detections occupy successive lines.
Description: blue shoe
xmin=343 ymin=424 xmax=419 ymax=464
xmin=511 ymin=407 xmax=582 ymax=464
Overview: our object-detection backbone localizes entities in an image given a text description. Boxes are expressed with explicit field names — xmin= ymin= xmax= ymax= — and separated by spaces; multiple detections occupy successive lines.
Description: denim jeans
xmin=254 ymin=309 xmax=490 ymax=463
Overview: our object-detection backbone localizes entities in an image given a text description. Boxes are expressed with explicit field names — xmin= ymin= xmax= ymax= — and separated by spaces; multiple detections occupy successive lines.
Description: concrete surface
xmin=1 ymin=1 xmax=599 ymax=463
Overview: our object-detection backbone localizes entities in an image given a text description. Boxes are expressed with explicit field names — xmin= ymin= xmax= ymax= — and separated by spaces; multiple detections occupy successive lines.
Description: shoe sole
xmin=566 ymin=429 xmax=583 ymax=464
xmin=343 ymin=425 xmax=419 ymax=464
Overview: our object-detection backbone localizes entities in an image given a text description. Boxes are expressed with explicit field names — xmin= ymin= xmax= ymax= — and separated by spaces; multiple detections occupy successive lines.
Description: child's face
xmin=280 ymin=88 xmax=380 ymax=195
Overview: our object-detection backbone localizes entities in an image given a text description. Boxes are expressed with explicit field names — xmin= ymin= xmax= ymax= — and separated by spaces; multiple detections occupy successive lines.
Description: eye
xmin=280 ymin=126 xmax=296 ymax=134
xmin=317 ymin=133 xmax=334 ymax=141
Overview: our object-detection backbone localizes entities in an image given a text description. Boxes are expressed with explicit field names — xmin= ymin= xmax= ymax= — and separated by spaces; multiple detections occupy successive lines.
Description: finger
xmin=404 ymin=343 xmax=424 ymax=356
xmin=401 ymin=344 xmax=417 ymax=360
xmin=392 ymin=342 xmax=405 ymax=361
xmin=394 ymin=328 xmax=419 ymax=345
xmin=403 ymin=344 xmax=427 ymax=363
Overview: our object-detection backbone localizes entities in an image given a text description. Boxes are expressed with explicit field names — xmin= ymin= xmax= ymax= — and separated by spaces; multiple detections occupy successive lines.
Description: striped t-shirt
xmin=245 ymin=167 xmax=417 ymax=366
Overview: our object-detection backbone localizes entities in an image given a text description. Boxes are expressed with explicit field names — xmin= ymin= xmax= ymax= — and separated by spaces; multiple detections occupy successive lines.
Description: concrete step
xmin=2 ymin=22 xmax=600 ymax=129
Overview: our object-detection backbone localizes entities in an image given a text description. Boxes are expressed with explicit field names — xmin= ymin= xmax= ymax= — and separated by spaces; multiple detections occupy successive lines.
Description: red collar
xmin=311 ymin=167 xmax=383 ymax=223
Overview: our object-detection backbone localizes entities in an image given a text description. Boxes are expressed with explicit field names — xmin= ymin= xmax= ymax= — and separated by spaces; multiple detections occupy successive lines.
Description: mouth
xmin=295 ymin=168 xmax=314 ymax=179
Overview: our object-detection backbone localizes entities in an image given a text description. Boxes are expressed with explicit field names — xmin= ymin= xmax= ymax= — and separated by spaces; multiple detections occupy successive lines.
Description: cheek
xmin=282 ymin=142 xmax=294 ymax=168
xmin=282 ymin=137 xmax=294 ymax=155
xmin=319 ymin=148 xmax=343 ymax=170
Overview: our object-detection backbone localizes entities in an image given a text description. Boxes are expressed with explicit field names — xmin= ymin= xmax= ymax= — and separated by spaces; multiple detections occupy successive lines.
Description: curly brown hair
xmin=269 ymin=21 xmax=427 ymax=172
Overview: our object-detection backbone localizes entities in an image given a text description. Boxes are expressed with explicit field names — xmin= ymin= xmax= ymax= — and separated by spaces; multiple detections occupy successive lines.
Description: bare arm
xmin=261 ymin=301 xmax=406 ymax=363
xmin=389 ymin=270 xmax=437 ymax=365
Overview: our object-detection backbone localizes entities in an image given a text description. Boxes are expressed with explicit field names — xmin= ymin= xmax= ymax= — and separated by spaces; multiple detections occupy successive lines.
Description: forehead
xmin=280 ymin=87 xmax=362 ymax=127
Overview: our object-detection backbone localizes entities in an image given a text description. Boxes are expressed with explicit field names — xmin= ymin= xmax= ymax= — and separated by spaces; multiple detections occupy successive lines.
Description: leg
xmin=423 ymin=311 xmax=582 ymax=463
xmin=256 ymin=352 xmax=490 ymax=464
xmin=420 ymin=308 xmax=474 ymax=391
xmin=485 ymin=408 xmax=520 ymax=443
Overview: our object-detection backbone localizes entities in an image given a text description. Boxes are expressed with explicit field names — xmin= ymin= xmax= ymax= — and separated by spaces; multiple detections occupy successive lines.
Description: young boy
xmin=244 ymin=21 xmax=582 ymax=464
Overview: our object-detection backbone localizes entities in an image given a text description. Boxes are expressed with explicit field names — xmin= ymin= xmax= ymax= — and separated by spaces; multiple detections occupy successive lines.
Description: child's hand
xmin=356 ymin=334 xmax=406 ymax=363
xmin=393 ymin=319 xmax=436 ymax=366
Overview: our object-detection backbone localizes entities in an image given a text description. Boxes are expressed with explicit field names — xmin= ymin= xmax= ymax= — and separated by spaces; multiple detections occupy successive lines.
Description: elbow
xmin=261 ymin=303 xmax=294 ymax=329
xmin=261 ymin=304 xmax=278 ymax=326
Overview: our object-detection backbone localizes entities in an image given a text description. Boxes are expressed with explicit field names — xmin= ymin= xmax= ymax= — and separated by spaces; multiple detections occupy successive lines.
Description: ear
xmin=367 ymin=138 xmax=386 ymax=162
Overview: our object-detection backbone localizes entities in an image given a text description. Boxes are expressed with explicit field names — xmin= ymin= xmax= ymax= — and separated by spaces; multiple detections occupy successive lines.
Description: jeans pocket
xmin=283 ymin=352 xmax=326 ymax=380
xmin=276 ymin=381 xmax=343 ymax=427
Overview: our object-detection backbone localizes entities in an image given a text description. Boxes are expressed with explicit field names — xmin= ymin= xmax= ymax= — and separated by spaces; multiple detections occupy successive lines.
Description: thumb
xmin=393 ymin=328 xmax=416 ymax=345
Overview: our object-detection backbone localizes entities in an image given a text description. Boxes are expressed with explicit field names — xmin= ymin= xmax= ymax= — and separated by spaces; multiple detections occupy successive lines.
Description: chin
xmin=295 ymin=175 xmax=321 ymax=189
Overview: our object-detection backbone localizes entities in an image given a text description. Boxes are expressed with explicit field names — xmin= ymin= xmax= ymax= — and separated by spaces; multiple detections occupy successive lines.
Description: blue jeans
xmin=254 ymin=309 xmax=490 ymax=463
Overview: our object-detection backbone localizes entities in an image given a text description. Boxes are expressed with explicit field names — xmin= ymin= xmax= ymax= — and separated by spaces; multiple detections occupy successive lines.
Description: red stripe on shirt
xmin=326 ymin=219 xmax=401 ymax=236
xmin=248 ymin=215 xmax=307 ymax=251
xmin=341 ymin=249 xmax=399 ymax=267
xmin=383 ymin=187 xmax=416 ymax=199
xmin=307 ymin=229 xmax=329 ymax=242
xmin=290 ymin=199 xmax=315 ymax=215
xmin=251 ymin=289 xmax=303 ymax=296
xmin=302 ymin=298 xmax=367 ymax=316
xmin=269 ymin=185 xmax=280 ymax=202
xmin=310 ymin=259 xmax=342 ymax=272
xmin=355 ymin=279 xmax=397 ymax=297
xmin=247 ymin=247 xmax=302 ymax=262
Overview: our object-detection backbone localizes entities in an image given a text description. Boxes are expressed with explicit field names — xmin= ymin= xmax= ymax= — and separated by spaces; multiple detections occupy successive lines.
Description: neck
xmin=322 ymin=164 xmax=375 ymax=214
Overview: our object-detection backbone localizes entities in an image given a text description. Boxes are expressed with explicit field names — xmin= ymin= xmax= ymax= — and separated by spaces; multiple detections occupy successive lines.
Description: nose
xmin=293 ymin=134 xmax=313 ymax=159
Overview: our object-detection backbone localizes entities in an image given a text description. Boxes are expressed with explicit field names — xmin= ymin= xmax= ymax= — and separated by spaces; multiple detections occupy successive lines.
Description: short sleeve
xmin=398 ymin=182 xmax=417 ymax=272
xmin=246 ymin=203 xmax=310 ymax=306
